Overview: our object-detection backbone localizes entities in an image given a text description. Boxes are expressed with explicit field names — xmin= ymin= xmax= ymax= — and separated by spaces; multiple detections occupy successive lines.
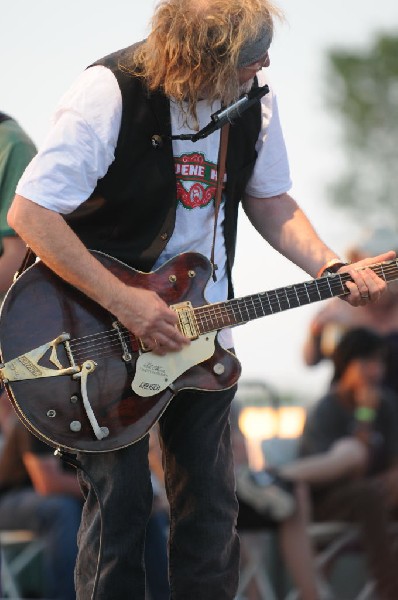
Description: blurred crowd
xmin=235 ymin=228 xmax=398 ymax=600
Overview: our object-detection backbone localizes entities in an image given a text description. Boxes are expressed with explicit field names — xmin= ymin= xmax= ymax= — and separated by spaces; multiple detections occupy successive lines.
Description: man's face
xmin=238 ymin=52 xmax=270 ymax=85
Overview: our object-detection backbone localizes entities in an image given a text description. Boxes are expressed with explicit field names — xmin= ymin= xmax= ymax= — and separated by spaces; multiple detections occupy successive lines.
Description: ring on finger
xmin=360 ymin=292 xmax=370 ymax=300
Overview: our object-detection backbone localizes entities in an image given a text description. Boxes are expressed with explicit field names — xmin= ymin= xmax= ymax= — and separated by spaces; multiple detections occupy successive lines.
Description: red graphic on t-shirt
xmin=176 ymin=182 xmax=217 ymax=209
xmin=175 ymin=152 xmax=218 ymax=209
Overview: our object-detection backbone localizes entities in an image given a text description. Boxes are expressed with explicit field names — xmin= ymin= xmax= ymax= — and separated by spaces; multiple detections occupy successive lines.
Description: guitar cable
xmin=54 ymin=448 xmax=104 ymax=600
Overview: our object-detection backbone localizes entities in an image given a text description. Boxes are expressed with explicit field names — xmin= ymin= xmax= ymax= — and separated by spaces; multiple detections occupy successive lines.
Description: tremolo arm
xmin=72 ymin=360 xmax=109 ymax=440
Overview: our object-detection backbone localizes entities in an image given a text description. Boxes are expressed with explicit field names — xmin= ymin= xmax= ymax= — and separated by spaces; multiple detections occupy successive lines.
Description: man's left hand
xmin=339 ymin=250 xmax=396 ymax=307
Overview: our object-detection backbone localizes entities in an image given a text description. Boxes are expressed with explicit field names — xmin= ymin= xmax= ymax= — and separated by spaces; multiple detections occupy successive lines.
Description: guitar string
xmin=69 ymin=330 xmax=128 ymax=350
xmin=67 ymin=264 xmax=398 ymax=360
xmin=70 ymin=336 xmax=132 ymax=358
xmin=194 ymin=265 xmax=398 ymax=325
xmin=70 ymin=332 xmax=136 ymax=361
xmin=71 ymin=342 xmax=135 ymax=362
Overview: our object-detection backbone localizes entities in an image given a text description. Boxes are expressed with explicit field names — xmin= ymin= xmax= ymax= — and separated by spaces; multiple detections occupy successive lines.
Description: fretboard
xmin=193 ymin=258 xmax=398 ymax=335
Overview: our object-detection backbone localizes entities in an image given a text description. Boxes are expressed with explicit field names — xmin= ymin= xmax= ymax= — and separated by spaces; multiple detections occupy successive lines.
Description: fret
xmin=336 ymin=276 xmax=345 ymax=295
xmin=275 ymin=288 xmax=291 ymax=311
xmin=250 ymin=295 xmax=261 ymax=319
xmin=285 ymin=286 xmax=301 ymax=309
xmin=316 ymin=277 xmax=335 ymax=299
xmin=246 ymin=296 xmax=264 ymax=320
xmin=292 ymin=285 xmax=308 ymax=306
xmin=380 ymin=263 xmax=386 ymax=282
xmin=275 ymin=290 xmax=282 ymax=312
xmin=263 ymin=291 xmax=273 ymax=314
xmin=259 ymin=294 xmax=268 ymax=316
xmin=314 ymin=279 xmax=322 ymax=300
xmin=325 ymin=277 xmax=333 ymax=297
xmin=224 ymin=304 xmax=236 ymax=326
xmin=266 ymin=290 xmax=278 ymax=313
xmin=208 ymin=307 xmax=222 ymax=328
xmin=232 ymin=298 xmax=249 ymax=323
xmin=301 ymin=282 xmax=311 ymax=304
xmin=304 ymin=281 xmax=320 ymax=304
xmin=293 ymin=285 xmax=300 ymax=305
xmin=236 ymin=300 xmax=250 ymax=322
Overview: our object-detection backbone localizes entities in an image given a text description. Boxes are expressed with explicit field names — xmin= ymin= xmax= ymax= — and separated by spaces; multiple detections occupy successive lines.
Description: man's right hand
xmin=8 ymin=196 xmax=190 ymax=356
xmin=111 ymin=284 xmax=190 ymax=355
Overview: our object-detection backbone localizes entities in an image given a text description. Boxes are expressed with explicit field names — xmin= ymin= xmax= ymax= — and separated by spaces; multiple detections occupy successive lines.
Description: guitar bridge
xmin=171 ymin=301 xmax=199 ymax=340
xmin=0 ymin=333 xmax=80 ymax=382
xmin=138 ymin=301 xmax=199 ymax=352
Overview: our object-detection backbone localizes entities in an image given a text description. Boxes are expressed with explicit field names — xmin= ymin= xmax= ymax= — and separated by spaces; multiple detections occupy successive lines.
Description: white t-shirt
xmin=17 ymin=65 xmax=292 ymax=348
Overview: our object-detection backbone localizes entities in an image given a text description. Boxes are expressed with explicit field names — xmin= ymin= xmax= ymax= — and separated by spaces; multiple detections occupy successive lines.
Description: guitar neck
xmin=194 ymin=259 xmax=398 ymax=335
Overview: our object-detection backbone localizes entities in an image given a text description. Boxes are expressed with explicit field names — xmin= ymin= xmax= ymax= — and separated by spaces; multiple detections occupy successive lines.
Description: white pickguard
xmin=131 ymin=332 xmax=217 ymax=397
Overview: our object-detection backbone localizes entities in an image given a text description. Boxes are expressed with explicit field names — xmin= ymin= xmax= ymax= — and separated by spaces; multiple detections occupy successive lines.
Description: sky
xmin=2 ymin=0 xmax=398 ymax=404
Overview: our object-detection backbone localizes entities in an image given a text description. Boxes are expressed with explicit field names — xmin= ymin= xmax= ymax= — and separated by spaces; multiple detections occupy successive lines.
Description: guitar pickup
xmin=170 ymin=301 xmax=199 ymax=340
xmin=0 ymin=333 xmax=80 ymax=383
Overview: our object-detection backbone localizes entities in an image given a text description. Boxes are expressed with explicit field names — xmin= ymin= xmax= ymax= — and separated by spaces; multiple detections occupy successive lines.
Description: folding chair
xmin=235 ymin=497 xmax=281 ymax=600
xmin=0 ymin=530 xmax=45 ymax=599
xmin=286 ymin=521 xmax=378 ymax=600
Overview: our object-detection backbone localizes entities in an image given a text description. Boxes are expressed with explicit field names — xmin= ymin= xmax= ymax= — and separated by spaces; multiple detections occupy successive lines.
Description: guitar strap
xmin=14 ymin=247 xmax=37 ymax=280
xmin=210 ymin=122 xmax=230 ymax=282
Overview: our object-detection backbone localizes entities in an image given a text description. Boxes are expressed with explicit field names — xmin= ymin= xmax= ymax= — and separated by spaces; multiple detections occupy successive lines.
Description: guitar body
xmin=0 ymin=252 xmax=241 ymax=452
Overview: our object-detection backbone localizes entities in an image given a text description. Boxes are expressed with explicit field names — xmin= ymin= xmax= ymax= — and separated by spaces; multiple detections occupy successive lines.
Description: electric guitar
xmin=1 ymin=251 xmax=397 ymax=453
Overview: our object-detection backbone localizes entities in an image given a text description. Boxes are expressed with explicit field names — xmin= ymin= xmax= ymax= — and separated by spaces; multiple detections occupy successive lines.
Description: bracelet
xmin=316 ymin=259 xmax=348 ymax=279
xmin=354 ymin=406 xmax=376 ymax=423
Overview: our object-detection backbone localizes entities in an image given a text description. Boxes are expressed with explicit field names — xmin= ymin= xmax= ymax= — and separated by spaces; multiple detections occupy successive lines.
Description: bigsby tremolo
xmin=0 ymin=333 xmax=79 ymax=382
xmin=0 ymin=333 xmax=109 ymax=441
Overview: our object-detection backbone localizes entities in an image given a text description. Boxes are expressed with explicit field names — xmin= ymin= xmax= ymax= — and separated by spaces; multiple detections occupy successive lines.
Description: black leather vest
xmin=66 ymin=45 xmax=261 ymax=295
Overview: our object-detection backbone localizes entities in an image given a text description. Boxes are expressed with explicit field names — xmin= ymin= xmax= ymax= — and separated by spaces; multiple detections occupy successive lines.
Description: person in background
xmin=238 ymin=328 xmax=398 ymax=599
xmin=0 ymin=112 xmax=36 ymax=297
xmin=6 ymin=0 xmax=393 ymax=597
xmin=231 ymin=401 xmax=319 ymax=600
xmin=0 ymin=112 xmax=36 ymax=597
xmin=0 ymin=409 xmax=83 ymax=600
xmin=146 ymin=428 xmax=171 ymax=600
xmin=303 ymin=227 xmax=398 ymax=375
xmin=0 ymin=406 xmax=171 ymax=600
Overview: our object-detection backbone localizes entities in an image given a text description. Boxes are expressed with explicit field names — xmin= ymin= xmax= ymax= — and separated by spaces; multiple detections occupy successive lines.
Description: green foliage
xmin=325 ymin=33 xmax=398 ymax=226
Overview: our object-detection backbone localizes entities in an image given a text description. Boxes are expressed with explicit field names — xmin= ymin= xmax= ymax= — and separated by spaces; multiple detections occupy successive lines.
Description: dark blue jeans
xmin=76 ymin=386 xmax=239 ymax=599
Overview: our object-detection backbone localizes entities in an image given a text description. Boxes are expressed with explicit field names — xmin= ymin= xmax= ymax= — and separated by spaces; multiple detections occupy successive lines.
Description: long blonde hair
xmin=125 ymin=0 xmax=282 ymax=123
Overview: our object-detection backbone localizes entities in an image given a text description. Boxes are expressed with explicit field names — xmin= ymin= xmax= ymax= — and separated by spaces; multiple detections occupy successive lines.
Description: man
xmin=6 ymin=1 xmax=394 ymax=598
